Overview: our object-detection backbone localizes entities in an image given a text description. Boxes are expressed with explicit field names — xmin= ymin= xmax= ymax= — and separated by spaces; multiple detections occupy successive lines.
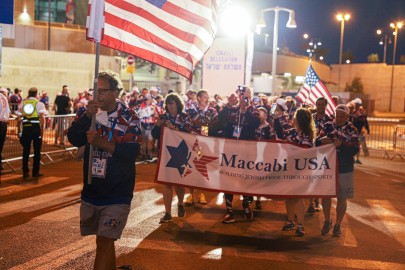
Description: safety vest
xmin=22 ymin=99 xmax=40 ymax=126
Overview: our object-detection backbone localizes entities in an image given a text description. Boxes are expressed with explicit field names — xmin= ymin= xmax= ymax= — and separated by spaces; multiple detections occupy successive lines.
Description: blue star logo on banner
xmin=166 ymin=140 xmax=192 ymax=177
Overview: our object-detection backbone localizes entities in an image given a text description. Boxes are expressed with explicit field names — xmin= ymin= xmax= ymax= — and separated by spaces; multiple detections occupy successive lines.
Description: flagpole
xmin=306 ymin=60 xmax=312 ymax=105
xmin=85 ymin=0 xmax=105 ymax=185
xmin=87 ymin=41 xmax=101 ymax=184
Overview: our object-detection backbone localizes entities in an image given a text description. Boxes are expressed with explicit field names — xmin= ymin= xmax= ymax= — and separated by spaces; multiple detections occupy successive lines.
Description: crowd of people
xmin=145 ymin=86 xmax=368 ymax=239
xmin=0 ymin=73 xmax=370 ymax=269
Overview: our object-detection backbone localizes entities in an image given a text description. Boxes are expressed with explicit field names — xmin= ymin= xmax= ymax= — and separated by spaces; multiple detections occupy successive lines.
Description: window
xmin=34 ymin=0 xmax=74 ymax=24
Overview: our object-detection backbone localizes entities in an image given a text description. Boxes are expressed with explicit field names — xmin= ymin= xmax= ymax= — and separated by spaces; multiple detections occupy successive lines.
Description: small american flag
xmin=296 ymin=64 xmax=336 ymax=116
xmin=87 ymin=0 xmax=219 ymax=82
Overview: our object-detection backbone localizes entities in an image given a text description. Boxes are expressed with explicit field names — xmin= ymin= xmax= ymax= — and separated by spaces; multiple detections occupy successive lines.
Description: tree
xmin=344 ymin=76 xmax=364 ymax=93
xmin=400 ymin=55 xmax=405 ymax=64
xmin=367 ymin=53 xmax=379 ymax=63
xmin=343 ymin=50 xmax=355 ymax=62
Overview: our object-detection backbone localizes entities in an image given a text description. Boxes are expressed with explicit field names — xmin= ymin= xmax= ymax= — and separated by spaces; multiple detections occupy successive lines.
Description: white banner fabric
xmin=155 ymin=128 xmax=337 ymax=197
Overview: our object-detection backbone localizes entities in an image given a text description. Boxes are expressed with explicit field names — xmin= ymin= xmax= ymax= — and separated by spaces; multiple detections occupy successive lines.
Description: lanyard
xmin=107 ymin=118 xmax=118 ymax=142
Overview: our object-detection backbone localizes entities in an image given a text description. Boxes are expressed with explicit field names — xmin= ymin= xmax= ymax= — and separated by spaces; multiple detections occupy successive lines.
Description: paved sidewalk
xmin=356 ymin=149 xmax=404 ymax=175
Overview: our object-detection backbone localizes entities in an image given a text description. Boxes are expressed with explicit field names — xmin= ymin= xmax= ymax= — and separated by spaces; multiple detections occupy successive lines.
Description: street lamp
xmin=376 ymin=29 xmax=390 ymax=63
xmin=388 ymin=21 xmax=403 ymax=112
xmin=337 ymin=13 xmax=350 ymax=90
xmin=257 ymin=6 xmax=297 ymax=94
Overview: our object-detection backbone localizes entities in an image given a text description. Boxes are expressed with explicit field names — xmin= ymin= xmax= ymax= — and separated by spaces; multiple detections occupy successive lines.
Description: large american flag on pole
xmin=296 ymin=64 xmax=336 ymax=116
xmin=86 ymin=0 xmax=219 ymax=82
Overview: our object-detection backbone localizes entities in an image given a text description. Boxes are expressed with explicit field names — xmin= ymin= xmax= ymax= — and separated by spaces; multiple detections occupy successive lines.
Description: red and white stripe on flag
xmin=297 ymin=81 xmax=336 ymax=116
xmin=296 ymin=64 xmax=336 ymax=116
xmin=89 ymin=0 xmax=218 ymax=82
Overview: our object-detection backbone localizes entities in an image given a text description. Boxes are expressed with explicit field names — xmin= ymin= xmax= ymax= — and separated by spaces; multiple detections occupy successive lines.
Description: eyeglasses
xmin=97 ymin=88 xmax=114 ymax=95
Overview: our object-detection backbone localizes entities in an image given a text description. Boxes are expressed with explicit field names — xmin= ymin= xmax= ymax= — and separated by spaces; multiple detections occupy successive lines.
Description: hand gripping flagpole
xmin=86 ymin=0 xmax=105 ymax=184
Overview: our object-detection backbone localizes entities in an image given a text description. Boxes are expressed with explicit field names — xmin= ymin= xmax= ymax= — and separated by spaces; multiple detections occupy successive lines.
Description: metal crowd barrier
xmin=367 ymin=119 xmax=405 ymax=161
xmin=2 ymin=114 xmax=77 ymax=172
xmin=3 ymin=116 xmax=404 ymax=172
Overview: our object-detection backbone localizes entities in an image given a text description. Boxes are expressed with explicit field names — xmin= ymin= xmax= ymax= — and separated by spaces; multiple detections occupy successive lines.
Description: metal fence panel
xmin=3 ymin=115 xmax=76 ymax=165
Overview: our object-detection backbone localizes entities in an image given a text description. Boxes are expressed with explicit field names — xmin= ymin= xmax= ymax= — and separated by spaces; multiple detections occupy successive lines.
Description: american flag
xmin=86 ymin=0 xmax=219 ymax=82
xmin=296 ymin=64 xmax=336 ymax=116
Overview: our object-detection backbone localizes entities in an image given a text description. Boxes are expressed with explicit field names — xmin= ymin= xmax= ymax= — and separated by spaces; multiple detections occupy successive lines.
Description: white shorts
xmin=80 ymin=201 xmax=130 ymax=240
xmin=338 ymin=172 xmax=354 ymax=199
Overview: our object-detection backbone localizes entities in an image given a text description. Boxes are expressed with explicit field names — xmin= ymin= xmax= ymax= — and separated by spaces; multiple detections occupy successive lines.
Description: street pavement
xmin=0 ymin=153 xmax=404 ymax=270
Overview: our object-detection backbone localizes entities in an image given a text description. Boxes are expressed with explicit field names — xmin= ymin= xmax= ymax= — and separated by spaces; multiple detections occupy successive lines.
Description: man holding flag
xmin=82 ymin=0 xmax=219 ymax=268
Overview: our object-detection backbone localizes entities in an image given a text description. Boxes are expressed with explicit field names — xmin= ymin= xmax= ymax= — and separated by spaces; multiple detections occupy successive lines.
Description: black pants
xmin=0 ymin=122 xmax=7 ymax=163
xmin=224 ymin=193 xmax=250 ymax=214
xmin=20 ymin=126 xmax=42 ymax=175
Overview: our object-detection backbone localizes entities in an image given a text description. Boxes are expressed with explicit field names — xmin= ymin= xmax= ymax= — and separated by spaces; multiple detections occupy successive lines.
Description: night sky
xmin=245 ymin=0 xmax=405 ymax=65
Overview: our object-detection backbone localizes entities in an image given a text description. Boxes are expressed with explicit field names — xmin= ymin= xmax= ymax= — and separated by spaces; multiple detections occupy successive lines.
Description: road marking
xmin=118 ymin=236 xmax=405 ymax=270
xmin=7 ymin=184 xmax=405 ymax=270
xmin=356 ymin=167 xmax=381 ymax=177
xmin=9 ymin=237 xmax=95 ymax=270
xmin=0 ymin=184 xmax=81 ymax=216
xmin=202 ymin=248 xmax=222 ymax=260
xmin=0 ymin=176 xmax=69 ymax=196
xmin=347 ymin=200 xmax=405 ymax=248
xmin=391 ymin=179 xmax=402 ymax=183
xmin=359 ymin=166 xmax=404 ymax=179
xmin=34 ymin=202 xmax=80 ymax=222
xmin=367 ymin=199 xmax=405 ymax=247
xmin=10 ymin=185 xmax=165 ymax=270
xmin=330 ymin=199 xmax=358 ymax=247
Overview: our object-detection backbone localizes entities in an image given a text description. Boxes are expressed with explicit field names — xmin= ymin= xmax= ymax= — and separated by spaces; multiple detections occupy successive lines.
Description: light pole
xmin=389 ymin=21 xmax=403 ymax=112
xmin=337 ymin=13 xmax=350 ymax=91
xmin=257 ymin=6 xmax=297 ymax=94
xmin=376 ymin=29 xmax=390 ymax=63
xmin=48 ymin=0 xmax=51 ymax=51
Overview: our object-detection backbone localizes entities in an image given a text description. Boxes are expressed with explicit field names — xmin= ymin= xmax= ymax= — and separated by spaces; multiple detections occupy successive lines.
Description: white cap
xmin=276 ymin=98 xmax=288 ymax=111
xmin=150 ymin=86 xmax=158 ymax=92
xmin=132 ymin=86 xmax=139 ymax=94
xmin=0 ymin=88 xmax=7 ymax=93
xmin=353 ymin=98 xmax=362 ymax=105
xmin=336 ymin=104 xmax=350 ymax=115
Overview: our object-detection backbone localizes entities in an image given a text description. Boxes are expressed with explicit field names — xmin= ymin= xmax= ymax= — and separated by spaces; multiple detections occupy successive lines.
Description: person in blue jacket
xmin=67 ymin=71 xmax=142 ymax=270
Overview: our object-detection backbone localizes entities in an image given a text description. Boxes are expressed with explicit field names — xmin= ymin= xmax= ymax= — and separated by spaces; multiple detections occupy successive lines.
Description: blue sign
xmin=0 ymin=0 xmax=14 ymax=24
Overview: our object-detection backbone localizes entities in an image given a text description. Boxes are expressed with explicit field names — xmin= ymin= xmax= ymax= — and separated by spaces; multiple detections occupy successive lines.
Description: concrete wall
xmin=0 ymin=47 xmax=120 ymax=103
xmin=252 ymin=52 xmax=332 ymax=80
xmin=252 ymin=52 xmax=405 ymax=113
xmin=331 ymin=63 xmax=405 ymax=113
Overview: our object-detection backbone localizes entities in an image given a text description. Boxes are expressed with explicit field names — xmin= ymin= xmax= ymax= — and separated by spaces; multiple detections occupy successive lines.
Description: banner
xmin=155 ymin=128 xmax=338 ymax=198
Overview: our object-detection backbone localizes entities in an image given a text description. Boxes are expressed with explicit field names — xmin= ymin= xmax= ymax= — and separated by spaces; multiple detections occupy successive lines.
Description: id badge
xmin=201 ymin=125 xmax=209 ymax=136
xmin=92 ymin=157 xmax=107 ymax=178
xmin=232 ymin=126 xmax=241 ymax=138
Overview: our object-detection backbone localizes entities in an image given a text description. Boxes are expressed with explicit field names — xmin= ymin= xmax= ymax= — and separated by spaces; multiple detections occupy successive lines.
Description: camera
xmin=270 ymin=103 xmax=277 ymax=115
xmin=237 ymin=85 xmax=247 ymax=95
xmin=159 ymin=114 xmax=168 ymax=121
